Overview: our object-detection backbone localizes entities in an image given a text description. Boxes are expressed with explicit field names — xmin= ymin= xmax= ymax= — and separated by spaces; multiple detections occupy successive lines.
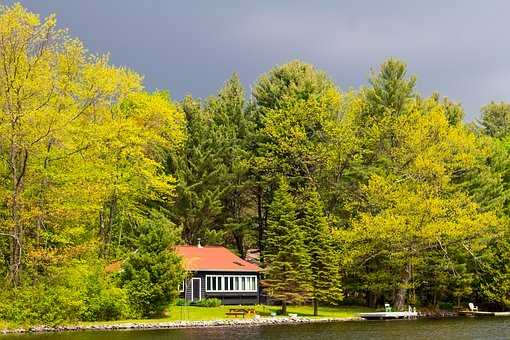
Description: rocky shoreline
xmin=1 ymin=316 xmax=360 ymax=335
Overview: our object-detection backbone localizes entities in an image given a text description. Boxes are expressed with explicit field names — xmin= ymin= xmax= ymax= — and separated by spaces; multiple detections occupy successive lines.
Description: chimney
xmin=197 ymin=238 xmax=202 ymax=248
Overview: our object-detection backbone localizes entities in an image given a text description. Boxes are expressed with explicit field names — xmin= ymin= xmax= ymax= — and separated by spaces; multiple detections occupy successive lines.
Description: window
xmin=179 ymin=280 xmax=185 ymax=293
xmin=205 ymin=275 xmax=258 ymax=292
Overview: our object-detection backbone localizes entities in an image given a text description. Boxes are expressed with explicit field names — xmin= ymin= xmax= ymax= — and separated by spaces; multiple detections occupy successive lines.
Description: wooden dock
xmin=458 ymin=311 xmax=510 ymax=317
xmin=359 ymin=311 xmax=418 ymax=320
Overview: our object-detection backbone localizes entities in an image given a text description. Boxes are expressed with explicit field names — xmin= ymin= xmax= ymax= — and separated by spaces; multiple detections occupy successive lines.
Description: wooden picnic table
xmin=226 ymin=307 xmax=256 ymax=318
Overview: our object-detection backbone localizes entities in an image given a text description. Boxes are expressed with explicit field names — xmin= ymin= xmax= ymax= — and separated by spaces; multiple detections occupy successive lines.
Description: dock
xmin=359 ymin=311 xmax=418 ymax=320
xmin=458 ymin=311 xmax=510 ymax=317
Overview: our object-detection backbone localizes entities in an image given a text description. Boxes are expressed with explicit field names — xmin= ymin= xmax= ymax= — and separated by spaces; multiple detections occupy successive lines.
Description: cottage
xmin=175 ymin=244 xmax=262 ymax=305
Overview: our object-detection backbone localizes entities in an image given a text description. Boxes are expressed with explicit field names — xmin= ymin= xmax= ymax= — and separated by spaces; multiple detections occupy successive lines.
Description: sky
xmin=4 ymin=1 xmax=510 ymax=121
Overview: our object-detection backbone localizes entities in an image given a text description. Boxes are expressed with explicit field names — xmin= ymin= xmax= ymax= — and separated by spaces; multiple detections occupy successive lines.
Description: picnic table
xmin=225 ymin=307 xmax=256 ymax=318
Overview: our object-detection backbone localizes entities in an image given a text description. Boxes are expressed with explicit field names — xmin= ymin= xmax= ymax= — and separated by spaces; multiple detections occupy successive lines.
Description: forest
xmin=0 ymin=4 xmax=509 ymax=324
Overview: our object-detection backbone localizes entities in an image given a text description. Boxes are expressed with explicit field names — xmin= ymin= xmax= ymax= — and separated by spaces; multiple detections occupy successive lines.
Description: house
xmin=175 ymin=244 xmax=262 ymax=305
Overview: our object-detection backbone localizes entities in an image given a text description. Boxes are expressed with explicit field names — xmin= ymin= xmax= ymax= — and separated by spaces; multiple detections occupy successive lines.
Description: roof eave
xmin=183 ymin=268 xmax=262 ymax=272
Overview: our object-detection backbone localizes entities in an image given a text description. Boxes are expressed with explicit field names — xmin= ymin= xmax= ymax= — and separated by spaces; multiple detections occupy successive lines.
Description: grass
xmin=0 ymin=305 xmax=374 ymax=330
xmin=76 ymin=305 xmax=373 ymax=327
xmin=168 ymin=304 xmax=373 ymax=320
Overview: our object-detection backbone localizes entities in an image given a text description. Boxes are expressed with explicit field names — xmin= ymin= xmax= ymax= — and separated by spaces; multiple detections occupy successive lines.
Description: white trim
xmin=186 ymin=269 xmax=261 ymax=272
xmin=179 ymin=280 xmax=185 ymax=293
xmin=205 ymin=275 xmax=258 ymax=293
xmin=191 ymin=277 xmax=202 ymax=301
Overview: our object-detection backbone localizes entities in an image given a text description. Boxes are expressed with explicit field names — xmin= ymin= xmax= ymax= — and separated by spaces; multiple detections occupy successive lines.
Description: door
xmin=191 ymin=278 xmax=201 ymax=302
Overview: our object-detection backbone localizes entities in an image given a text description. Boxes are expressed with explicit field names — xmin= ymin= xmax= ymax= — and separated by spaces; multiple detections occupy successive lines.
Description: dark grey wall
xmin=182 ymin=271 xmax=260 ymax=305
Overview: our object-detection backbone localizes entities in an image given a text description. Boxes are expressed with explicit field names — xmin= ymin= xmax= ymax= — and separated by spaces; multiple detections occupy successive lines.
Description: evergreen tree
xmin=168 ymin=96 xmax=227 ymax=245
xmin=207 ymin=74 xmax=256 ymax=256
xmin=120 ymin=211 xmax=185 ymax=317
xmin=301 ymin=188 xmax=343 ymax=316
xmin=364 ymin=58 xmax=416 ymax=119
xmin=251 ymin=60 xmax=339 ymax=255
xmin=168 ymin=75 xmax=256 ymax=254
xmin=263 ymin=178 xmax=312 ymax=314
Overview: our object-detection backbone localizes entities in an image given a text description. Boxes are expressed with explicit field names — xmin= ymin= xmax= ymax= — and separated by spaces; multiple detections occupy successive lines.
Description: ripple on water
xmin=3 ymin=318 xmax=510 ymax=340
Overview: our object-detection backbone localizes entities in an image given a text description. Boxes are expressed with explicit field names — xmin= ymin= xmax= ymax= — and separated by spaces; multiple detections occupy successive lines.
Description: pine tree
xmin=167 ymin=95 xmax=227 ymax=245
xmin=168 ymin=76 xmax=256 ymax=253
xmin=207 ymin=74 xmax=255 ymax=256
xmin=263 ymin=178 xmax=312 ymax=314
xmin=301 ymin=188 xmax=343 ymax=316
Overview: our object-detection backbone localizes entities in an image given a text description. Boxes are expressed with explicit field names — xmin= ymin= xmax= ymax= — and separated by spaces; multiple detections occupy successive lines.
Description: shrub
xmin=0 ymin=284 xmax=71 ymax=325
xmin=174 ymin=298 xmax=188 ymax=306
xmin=0 ymin=260 xmax=131 ymax=325
xmin=196 ymin=298 xmax=222 ymax=307
xmin=80 ymin=285 xmax=129 ymax=321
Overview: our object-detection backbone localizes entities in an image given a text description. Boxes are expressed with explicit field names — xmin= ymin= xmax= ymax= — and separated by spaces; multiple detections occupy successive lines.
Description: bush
xmin=196 ymin=298 xmax=222 ymax=307
xmin=0 ymin=285 xmax=71 ymax=325
xmin=173 ymin=298 xmax=188 ymax=306
xmin=80 ymin=285 xmax=129 ymax=321
xmin=0 ymin=260 xmax=131 ymax=325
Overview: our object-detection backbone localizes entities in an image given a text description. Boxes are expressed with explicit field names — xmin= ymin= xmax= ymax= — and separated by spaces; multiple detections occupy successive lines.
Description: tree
xmin=252 ymin=60 xmax=335 ymax=112
xmin=364 ymin=58 xmax=416 ymax=119
xmin=430 ymin=92 xmax=465 ymax=126
xmin=341 ymin=95 xmax=498 ymax=310
xmin=459 ymin=137 xmax=510 ymax=308
xmin=262 ymin=178 xmax=311 ymax=314
xmin=119 ymin=211 xmax=185 ymax=317
xmin=95 ymin=90 xmax=185 ymax=258
xmin=301 ymin=188 xmax=343 ymax=316
xmin=168 ymin=95 xmax=226 ymax=245
xmin=168 ymin=75 xmax=256 ymax=254
xmin=206 ymin=74 xmax=255 ymax=256
xmin=480 ymin=102 xmax=510 ymax=138
xmin=0 ymin=4 xmax=142 ymax=285
xmin=251 ymin=60 xmax=339 ymax=255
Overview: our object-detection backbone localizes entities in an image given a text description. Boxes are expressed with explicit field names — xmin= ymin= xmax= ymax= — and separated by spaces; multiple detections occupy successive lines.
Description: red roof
xmin=175 ymin=246 xmax=261 ymax=272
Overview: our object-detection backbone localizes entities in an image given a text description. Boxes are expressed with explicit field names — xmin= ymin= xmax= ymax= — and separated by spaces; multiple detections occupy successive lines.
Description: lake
xmin=4 ymin=318 xmax=510 ymax=340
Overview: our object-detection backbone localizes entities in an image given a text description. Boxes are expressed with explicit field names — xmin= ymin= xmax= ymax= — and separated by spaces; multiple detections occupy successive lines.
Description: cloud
xmin=8 ymin=0 xmax=510 ymax=120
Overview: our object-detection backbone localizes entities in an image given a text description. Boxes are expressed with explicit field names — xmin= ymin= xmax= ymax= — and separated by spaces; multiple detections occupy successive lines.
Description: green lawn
xmin=116 ymin=305 xmax=373 ymax=322
xmin=164 ymin=304 xmax=372 ymax=321
xmin=75 ymin=305 xmax=372 ymax=327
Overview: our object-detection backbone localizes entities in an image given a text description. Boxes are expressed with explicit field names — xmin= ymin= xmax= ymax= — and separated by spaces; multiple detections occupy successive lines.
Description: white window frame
xmin=179 ymin=280 xmax=185 ymax=293
xmin=205 ymin=275 xmax=258 ymax=293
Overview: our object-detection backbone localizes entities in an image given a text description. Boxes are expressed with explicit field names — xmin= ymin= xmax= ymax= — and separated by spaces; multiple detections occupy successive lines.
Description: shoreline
xmin=1 ymin=316 xmax=360 ymax=335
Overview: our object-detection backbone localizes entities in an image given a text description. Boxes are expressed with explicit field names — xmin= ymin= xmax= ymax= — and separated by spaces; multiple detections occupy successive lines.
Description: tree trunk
xmin=233 ymin=230 xmax=244 ymax=258
xmin=367 ymin=291 xmax=379 ymax=308
xmin=9 ymin=228 xmax=22 ymax=287
xmin=8 ymin=145 xmax=27 ymax=287
xmin=394 ymin=287 xmax=407 ymax=311
xmin=313 ymin=298 xmax=319 ymax=316
xmin=394 ymin=263 xmax=412 ymax=311
xmin=257 ymin=187 xmax=264 ymax=255
xmin=281 ymin=301 xmax=287 ymax=315
xmin=100 ymin=196 xmax=117 ymax=258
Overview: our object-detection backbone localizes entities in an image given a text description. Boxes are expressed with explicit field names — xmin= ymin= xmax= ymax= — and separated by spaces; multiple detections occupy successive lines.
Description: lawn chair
xmin=468 ymin=303 xmax=478 ymax=311
xmin=384 ymin=303 xmax=392 ymax=312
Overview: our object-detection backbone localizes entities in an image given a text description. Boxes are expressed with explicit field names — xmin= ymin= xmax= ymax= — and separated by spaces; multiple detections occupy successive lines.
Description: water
xmin=4 ymin=318 xmax=510 ymax=340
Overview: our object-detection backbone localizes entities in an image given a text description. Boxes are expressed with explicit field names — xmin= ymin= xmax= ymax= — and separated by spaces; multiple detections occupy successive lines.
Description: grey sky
xmin=5 ymin=1 xmax=510 ymax=120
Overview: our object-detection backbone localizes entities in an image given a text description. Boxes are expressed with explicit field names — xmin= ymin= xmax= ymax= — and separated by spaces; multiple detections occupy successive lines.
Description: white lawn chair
xmin=468 ymin=303 xmax=478 ymax=311
xmin=384 ymin=303 xmax=392 ymax=312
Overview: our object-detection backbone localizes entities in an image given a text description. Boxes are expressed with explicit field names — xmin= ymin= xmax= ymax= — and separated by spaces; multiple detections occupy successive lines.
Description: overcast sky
xmin=5 ymin=1 xmax=510 ymax=120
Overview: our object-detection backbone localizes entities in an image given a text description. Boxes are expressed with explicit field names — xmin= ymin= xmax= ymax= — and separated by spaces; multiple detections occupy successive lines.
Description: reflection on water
xmin=4 ymin=318 xmax=510 ymax=340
